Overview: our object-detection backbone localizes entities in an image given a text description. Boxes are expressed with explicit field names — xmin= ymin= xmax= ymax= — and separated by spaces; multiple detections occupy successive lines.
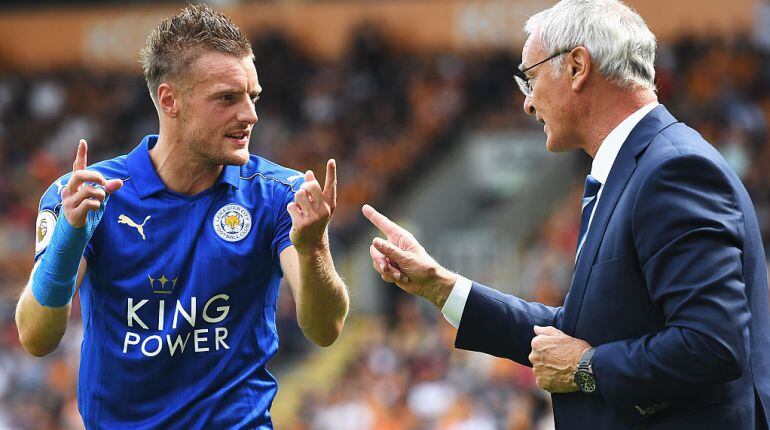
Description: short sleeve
xmin=271 ymin=175 xmax=305 ymax=260
xmin=34 ymin=173 xmax=95 ymax=262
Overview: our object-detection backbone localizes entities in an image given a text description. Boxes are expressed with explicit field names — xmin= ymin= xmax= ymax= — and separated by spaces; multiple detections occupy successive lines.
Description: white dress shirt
xmin=441 ymin=102 xmax=660 ymax=328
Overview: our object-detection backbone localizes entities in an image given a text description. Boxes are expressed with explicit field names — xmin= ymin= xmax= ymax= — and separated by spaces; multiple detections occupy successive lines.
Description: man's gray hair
xmin=524 ymin=0 xmax=657 ymax=91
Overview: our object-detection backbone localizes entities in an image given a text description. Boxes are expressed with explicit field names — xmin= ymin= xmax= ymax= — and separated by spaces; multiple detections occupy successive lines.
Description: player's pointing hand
xmin=288 ymin=159 xmax=337 ymax=254
xmin=61 ymin=139 xmax=123 ymax=228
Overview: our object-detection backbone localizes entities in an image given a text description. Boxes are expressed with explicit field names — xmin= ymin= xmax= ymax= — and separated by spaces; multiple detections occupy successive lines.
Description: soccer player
xmin=15 ymin=5 xmax=349 ymax=429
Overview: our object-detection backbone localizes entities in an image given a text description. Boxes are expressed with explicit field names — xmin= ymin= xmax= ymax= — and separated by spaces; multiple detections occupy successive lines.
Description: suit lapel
xmin=561 ymin=105 xmax=679 ymax=335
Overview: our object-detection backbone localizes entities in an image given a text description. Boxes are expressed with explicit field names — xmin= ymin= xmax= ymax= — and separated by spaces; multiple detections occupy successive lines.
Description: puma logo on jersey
xmin=55 ymin=179 xmax=65 ymax=195
xmin=118 ymin=214 xmax=151 ymax=240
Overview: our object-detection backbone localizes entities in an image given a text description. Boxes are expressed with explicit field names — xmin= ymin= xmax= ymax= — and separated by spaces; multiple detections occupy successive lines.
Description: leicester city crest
xmin=213 ymin=204 xmax=252 ymax=242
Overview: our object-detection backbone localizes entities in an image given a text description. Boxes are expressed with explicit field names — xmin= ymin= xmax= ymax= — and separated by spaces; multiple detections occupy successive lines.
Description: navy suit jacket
xmin=456 ymin=106 xmax=770 ymax=429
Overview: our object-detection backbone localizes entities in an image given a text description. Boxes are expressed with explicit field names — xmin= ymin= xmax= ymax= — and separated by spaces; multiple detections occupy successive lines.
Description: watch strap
xmin=578 ymin=347 xmax=595 ymax=370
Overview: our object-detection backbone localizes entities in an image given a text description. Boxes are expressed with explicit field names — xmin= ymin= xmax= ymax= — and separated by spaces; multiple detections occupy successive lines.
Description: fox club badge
xmin=213 ymin=204 xmax=252 ymax=242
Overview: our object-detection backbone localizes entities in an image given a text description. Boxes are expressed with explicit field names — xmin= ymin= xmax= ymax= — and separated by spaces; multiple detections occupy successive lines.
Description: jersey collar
xmin=220 ymin=161 xmax=241 ymax=189
xmin=126 ymin=135 xmax=241 ymax=199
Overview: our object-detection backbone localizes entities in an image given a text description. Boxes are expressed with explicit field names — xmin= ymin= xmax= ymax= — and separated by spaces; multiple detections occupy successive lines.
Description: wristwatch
xmin=573 ymin=347 xmax=597 ymax=393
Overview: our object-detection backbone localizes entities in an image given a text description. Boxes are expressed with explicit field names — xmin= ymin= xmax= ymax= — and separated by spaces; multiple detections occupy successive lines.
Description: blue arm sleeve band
xmin=31 ymin=191 xmax=108 ymax=307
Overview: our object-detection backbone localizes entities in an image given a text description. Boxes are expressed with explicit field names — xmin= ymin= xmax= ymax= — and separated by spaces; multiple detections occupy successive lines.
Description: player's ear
xmin=157 ymin=82 xmax=179 ymax=118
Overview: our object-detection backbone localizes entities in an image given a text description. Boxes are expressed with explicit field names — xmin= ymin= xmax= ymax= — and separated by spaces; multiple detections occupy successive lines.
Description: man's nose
xmin=239 ymin=101 xmax=258 ymax=124
xmin=523 ymin=95 xmax=536 ymax=116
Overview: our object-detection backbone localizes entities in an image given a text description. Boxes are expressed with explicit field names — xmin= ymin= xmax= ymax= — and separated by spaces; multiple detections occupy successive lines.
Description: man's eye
xmin=528 ymin=77 xmax=536 ymax=88
xmin=220 ymin=94 xmax=235 ymax=102
xmin=251 ymin=96 xmax=260 ymax=104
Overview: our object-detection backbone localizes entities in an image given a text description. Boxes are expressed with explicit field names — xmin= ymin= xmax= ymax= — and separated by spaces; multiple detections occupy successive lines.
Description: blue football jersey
xmin=34 ymin=135 xmax=305 ymax=429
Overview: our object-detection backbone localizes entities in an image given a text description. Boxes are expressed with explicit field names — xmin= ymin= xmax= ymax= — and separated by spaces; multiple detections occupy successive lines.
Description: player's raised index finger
xmin=323 ymin=159 xmax=337 ymax=203
xmin=73 ymin=139 xmax=87 ymax=172
xmin=362 ymin=204 xmax=402 ymax=236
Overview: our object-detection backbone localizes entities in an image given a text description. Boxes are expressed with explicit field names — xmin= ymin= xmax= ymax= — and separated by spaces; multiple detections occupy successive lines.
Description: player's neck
xmin=150 ymin=134 xmax=223 ymax=196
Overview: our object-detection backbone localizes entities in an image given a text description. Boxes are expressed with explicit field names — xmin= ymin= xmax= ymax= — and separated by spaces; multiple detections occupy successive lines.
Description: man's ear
xmin=567 ymin=47 xmax=592 ymax=92
xmin=157 ymin=82 xmax=179 ymax=118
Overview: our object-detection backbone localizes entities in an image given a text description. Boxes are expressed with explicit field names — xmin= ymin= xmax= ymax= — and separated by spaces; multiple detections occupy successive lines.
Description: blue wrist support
xmin=31 ymin=192 xmax=108 ymax=307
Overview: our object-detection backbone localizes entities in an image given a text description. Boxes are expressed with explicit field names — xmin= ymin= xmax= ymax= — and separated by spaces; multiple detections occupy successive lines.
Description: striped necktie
xmin=576 ymin=175 xmax=602 ymax=258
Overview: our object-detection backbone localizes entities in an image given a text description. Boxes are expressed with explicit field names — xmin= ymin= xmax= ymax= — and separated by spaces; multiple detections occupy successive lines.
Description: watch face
xmin=575 ymin=371 xmax=596 ymax=393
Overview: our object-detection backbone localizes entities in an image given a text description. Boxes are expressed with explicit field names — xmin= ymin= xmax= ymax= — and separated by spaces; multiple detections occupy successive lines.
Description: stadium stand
xmin=1 ymin=15 xmax=770 ymax=430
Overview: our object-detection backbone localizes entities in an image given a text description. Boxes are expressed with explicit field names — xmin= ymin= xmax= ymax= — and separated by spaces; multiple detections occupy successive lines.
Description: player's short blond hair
xmin=139 ymin=4 xmax=253 ymax=108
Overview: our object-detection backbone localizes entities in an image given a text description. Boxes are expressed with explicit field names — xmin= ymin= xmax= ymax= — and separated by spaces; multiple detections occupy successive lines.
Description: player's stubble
xmin=176 ymin=89 xmax=252 ymax=168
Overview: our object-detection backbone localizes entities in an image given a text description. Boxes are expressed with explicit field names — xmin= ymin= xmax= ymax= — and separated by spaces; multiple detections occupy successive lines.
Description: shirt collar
xmin=590 ymin=101 xmax=659 ymax=184
xmin=126 ymin=134 xmax=241 ymax=199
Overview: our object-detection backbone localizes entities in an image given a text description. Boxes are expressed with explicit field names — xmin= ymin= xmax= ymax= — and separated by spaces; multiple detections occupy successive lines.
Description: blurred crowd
xmin=1 ymin=22 xmax=770 ymax=430
xmin=292 ymin=300 xmax=553 ymax=430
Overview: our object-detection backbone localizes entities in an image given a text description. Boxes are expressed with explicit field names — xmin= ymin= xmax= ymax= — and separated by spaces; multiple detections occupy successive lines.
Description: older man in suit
xmin=362 ymin=0 xmax=770 ymax=428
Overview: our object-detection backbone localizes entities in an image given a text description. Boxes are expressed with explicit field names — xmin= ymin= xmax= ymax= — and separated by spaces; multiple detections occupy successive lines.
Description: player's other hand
xmin=61 ymin=139 xmax=123 ymax=228
xmin=362 ymin=205 xmax=456 ymax=308
xmin=287 ymin=159 xmax=337 ymax=254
